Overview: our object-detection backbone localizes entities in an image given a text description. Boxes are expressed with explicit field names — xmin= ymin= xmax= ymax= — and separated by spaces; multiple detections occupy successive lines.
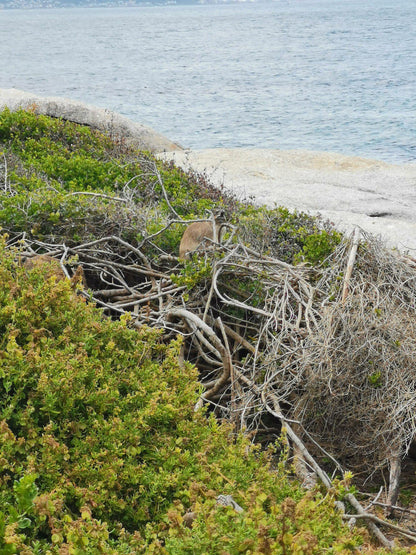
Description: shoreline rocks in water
xmin=158 ymin=148 xmax=416 ymax=253
xmin=0 ymin=88 xmax=182 ymax=153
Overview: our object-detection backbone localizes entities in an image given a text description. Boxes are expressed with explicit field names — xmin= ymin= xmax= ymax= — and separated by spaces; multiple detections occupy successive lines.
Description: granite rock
xmin=0 ymin=88 xmax=182 ymax=153
xmin=158 ymin=148 xmax=416 ymax=253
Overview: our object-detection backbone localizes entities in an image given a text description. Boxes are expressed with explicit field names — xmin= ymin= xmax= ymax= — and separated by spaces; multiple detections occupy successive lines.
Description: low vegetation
xmin=0 ymin=108 xmax=416 ymax=553
xmin=0 ymin=107 xmax=339 ymax=263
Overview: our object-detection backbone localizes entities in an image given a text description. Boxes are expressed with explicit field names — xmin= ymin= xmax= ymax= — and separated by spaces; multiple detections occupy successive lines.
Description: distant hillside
xmin=0 ymin=0 xmax=241 ymax=8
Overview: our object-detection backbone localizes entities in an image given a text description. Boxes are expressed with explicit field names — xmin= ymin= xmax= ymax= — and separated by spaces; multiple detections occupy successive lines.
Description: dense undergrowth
xmin=0 ymin=108 xmax=408 ymax=553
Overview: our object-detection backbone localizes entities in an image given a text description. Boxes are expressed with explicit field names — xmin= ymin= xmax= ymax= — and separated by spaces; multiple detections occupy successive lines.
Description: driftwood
xmin=11 ymin=220 xmax=416 ymax=548
xmin=341 ymin=226 xmax=360 ymax=304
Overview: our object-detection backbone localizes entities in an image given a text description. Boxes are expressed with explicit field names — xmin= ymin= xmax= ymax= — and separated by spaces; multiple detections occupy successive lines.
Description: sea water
xmin=1 ymin=0 xmax=415 ymax=163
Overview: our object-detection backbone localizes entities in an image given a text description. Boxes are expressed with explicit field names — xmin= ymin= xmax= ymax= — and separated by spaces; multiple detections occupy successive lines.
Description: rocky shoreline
xmin=2 ymin=88 xmax=415 ymax=252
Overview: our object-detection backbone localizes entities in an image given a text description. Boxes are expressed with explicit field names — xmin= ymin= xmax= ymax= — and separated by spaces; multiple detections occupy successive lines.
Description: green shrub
xmin=238 ymin=205 xmax=341 ymax=265
xmin=0 ymin=237 xmax=371 ymax=553
xmin=0 ymin=109 xmax=240 ymax=249
xmin=0 ymin=109 xmax=343 ymax=265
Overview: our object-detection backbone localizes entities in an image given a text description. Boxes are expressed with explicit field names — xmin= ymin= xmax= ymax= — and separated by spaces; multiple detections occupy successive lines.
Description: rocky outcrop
xmin=158 ymin=148 xmax=416 ymax=252
xmin=0 ymin=88 xmax=182 ymax=153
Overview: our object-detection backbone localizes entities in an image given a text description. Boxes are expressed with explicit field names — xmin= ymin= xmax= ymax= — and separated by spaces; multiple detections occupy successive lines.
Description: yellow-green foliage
xmin=0 ymin=238 xmax=373 ymax=553
xmin=171 ymin=255 xmax=214 ymax=291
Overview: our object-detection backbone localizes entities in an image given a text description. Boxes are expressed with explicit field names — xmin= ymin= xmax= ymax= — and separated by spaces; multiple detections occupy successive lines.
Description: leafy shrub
xmin=171 ymin=255 xmax=214 ymax=291
xmin=238 ymin=205 xmax=341 ymax=265
xmin=0 ymin=108 xmax=342 ymax=266
xmin=0 ymin=237 xmax=372 ymax=553
xmin=0 ymin=108 xmax=237 ymax=248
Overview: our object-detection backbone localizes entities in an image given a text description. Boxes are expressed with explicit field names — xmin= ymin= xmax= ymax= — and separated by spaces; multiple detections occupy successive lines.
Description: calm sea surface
xmin=1 ymin=0 xmax=415 ymax=163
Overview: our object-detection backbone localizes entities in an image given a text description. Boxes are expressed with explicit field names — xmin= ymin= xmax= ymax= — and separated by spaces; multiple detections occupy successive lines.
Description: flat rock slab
xmin=159 ymin=148 xmax=416 ymax=253
xmin=0 ymin=88 xmax=182 ymax=153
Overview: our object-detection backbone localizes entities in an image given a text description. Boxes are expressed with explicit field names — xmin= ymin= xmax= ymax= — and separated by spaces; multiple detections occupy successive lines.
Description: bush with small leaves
xmin=238 ymin=205 xmax=341 ymax=265
xmin=0 ymin=109 xmax=237 ymax=248
xmin=0 ymin=237 xmax=376 ymax=553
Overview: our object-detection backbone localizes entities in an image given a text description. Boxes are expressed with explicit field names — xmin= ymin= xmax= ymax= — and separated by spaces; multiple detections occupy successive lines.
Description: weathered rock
xmin=158 ymin=148 xmax=416 ymax=252
xmin=0 ymin=88 xmax=182 ymax=153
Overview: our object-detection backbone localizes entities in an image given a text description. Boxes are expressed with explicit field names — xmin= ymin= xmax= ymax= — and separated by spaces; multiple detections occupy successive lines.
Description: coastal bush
xmin=238 ymin=205 xmax=342 ymax=266
xmin=0 ymin=237 xmax=374 ymax=553
xmin=0 ymin=109 xmax=232 ymax=247
xmin=0 ymin=109 xmax=392 ymax=552
xmin=0 ymin=108 xmax=341 ymax=265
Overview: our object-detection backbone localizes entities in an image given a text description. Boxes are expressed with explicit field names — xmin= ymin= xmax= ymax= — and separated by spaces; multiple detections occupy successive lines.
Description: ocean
xmin=1 ymin=0 xmax=415 ymax=163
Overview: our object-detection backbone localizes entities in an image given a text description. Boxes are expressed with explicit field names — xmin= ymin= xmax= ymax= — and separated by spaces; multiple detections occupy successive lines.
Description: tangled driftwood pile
xmin=11 ymin=218 xmax=416 ymax=547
